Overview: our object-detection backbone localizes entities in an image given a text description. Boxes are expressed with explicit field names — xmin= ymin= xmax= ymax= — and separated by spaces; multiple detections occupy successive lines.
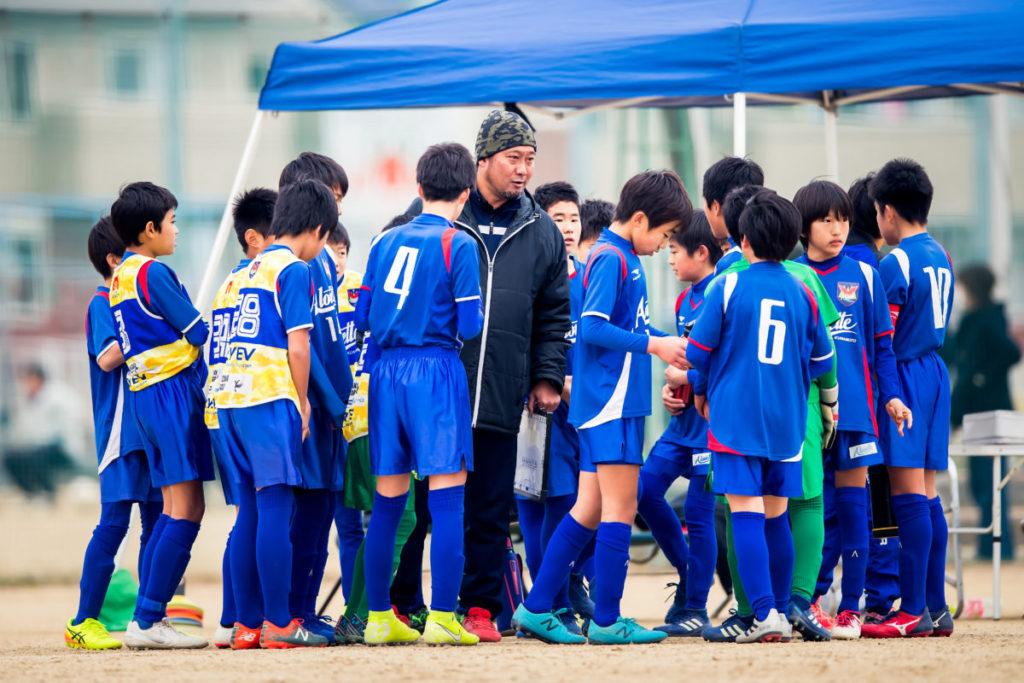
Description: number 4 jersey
xmin=687 ymin=261 xmax=835 ymax=460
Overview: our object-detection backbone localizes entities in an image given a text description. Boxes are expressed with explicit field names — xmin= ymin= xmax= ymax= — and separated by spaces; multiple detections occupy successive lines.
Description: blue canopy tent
xmin=198 ymin=0 xmax=1024 ymax=308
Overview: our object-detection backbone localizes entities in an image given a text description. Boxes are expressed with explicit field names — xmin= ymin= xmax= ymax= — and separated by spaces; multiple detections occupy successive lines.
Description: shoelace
xmin=662 ymin=582 xmax=683 ymax=603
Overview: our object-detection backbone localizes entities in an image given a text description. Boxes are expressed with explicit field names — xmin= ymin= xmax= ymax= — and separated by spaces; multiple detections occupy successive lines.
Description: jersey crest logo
xmin=249 ymin=260 xmax=260 ymax=278
xmin=347 ymin=288 xmax=360 ymax=306
xmin=837 ymin=282 xmax=859 ymax=306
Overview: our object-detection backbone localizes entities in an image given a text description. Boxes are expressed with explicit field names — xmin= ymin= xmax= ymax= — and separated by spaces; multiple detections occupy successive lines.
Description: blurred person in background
xmin=946 ymin=263 xmax=1020 ymax=560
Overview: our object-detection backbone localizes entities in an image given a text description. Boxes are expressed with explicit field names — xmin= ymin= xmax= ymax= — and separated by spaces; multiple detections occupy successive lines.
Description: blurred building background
xmin=1 ymin=0 xmax=1023 ymax=479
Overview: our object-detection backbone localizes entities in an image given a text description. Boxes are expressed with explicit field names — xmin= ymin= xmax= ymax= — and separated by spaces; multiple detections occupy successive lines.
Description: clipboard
xmin=513 ymin=406 xmax=552 ymax=502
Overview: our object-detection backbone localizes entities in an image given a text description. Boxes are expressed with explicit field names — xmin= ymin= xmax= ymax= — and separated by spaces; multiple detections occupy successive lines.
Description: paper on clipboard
xmin=513 ymin=406 xmax=552 ymax=502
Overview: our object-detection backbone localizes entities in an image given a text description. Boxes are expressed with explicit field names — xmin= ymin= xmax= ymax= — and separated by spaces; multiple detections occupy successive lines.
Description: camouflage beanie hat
xmin=475 ymin=110 xmax=536 ymax=161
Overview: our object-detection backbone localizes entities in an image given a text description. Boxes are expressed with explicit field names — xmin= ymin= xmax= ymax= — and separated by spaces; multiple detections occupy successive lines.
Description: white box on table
xmin=962 ymin=410 xmax=1024 ymax=445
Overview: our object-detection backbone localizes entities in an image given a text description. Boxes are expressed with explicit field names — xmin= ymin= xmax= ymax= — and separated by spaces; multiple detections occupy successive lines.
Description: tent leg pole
xmin=732 ymin=92 xmax=746 ymax=157
xmin=988 ymin=95 xmax=1012 ymax=299
xmin=196 ymin=109 xmax=267 ymax=311
xmin=824 ymin=108 xmax=839 ymax=181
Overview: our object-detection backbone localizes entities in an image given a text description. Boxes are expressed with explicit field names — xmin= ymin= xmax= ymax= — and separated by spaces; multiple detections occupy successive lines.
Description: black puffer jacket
xmin=408 ymin=190 xmax=570 ymax=434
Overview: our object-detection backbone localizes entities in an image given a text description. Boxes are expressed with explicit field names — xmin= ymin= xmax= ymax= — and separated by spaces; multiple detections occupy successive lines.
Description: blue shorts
xmin=99 ymin=451 xmax=162 ymax=504
xmin=209 ymin=426 xmax=242 ymax=506
xmin=878 ymin=353 xmax=950 ymax=471
xmin=711 ymin=452 xmax=803 ymax=498
xmin=131 ymin=369 xmax=214 ymax=488
xmin=825 ymin=430 xmax=883 ymax=471
xmin=369 ymin=347 xmax=473 ymax=477
xmin=578 ymin=417 xmax=645 ymax=473
xmin=547 ymin=402 xmax=580 ymax=497
xmin=647 ymin=433 xmax=711 ymax=478
xmin=219 ymin=400 xmax=303 ymax=489
xmin=300 ymin=407 xmax=344 ymax=491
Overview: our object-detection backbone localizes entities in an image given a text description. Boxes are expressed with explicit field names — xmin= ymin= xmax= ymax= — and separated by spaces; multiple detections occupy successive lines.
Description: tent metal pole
xmin=196 ymin=110 xmax=267 ymax=312
xmin=823 ymin=93 xmax=839 ymax=181
xmin=733 ymin=92 xmax=746 ymax=156
xmin=988 ymin=95 xmax=1012 ymax=299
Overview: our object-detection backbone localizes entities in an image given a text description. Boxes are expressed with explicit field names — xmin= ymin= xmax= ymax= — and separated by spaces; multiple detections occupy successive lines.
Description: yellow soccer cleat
xmin=364 ymin=610 xmax=421 ymax=646
xmin=65 ymin=618 xmax=122 ymax=650
xmin=423 ymin=611 xmax=480 ymax=646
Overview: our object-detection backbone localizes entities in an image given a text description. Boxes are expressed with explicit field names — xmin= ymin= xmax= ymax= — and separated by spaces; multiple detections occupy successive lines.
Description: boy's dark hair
xmin=613 ymin=169 xmax=693 ymax=231
xmin=848 ymin=173 xmax=881 ymax=240
xmin=721 ymin=184 xmax=762 ymax=244
xmin=670 ymin=211 xmax=722 ymax=266
xmin=270 ymin=179 xmax=337 ymax=240
xmin=232 ymin=187 xmax=277 ymax=251
xmin=534 ymin=181 xmax=580 ymax=213
xmin=87 ymin=215 xmax=125 ymax=279
xmin=110 ymin=181 xmax=177 ymax=247
xmin=328 ymin=221 xmax=350 ymax=249
xmin=739 ymin=189 xmax=801 ymax=262
xmin=278 ymin=151 xmax=349 ymax=196
xmin=869 ymin=158 xmax=933 ymax=225
xmin=702 ymin=156 xmax=765 ymax=207
xmin=958 ymin=263 xmax=995 ymax=308
xmin=792 ymin=180 xmax=853 ymax=248
xmin=580 ymin=198 xmax=613 ymax=243
xmin=416 ymin=142 xmax=476 ymax=202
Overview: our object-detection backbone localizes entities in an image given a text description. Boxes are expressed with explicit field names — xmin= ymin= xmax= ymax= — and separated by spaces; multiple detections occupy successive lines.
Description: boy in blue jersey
xmin=578 ymin=198 xmax=613 ymax=265
xmin=355 ymin=142 xmax=484 ymax=646
xmin=206 ymin=187 xmax=277 ymax=649
xmin=65 ymin=217 xmax=164 ymax=651
xmin=513 ymin=170 xmax=692 ymax=645
xmin=514 ymin=181 xmax=586 ymax=634
xmin=214 ymin=179 xmax=336 ymax=649
xmin=278 ymin=154 xmax=354 ymax=643
xmin=637 ymin=212 xmax=720 ymax=637
xmin=861 ymin=159 xmax=955 ymax=639
xmin=108 ymin=182 xmax=212 ymax=650
xmin=793 ymin=180 xmax=912 ymax=638
xmin=701 ymin=157 xmax=764 ymax=274
xmin=687 ymin=190 xmax=835 ymax=643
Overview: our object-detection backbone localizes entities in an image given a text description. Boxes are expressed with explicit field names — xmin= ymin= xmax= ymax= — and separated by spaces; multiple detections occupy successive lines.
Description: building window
xmin=2 ymin=42 xmax=33 ymax=120
xmin=109 ymin=48 xmax=145 ymax=96
xmin=0 ymin=229 xmax=48 ymax=322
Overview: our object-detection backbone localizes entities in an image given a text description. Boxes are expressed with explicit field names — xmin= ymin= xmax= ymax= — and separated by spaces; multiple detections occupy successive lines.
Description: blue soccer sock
xmin=592 ymin=521 xmax=632 ymax=627
xmin=524 ymin=514 xmax=594 ymax=614
xmin=136 ymin=517 xmax=200 ymax=628
xmin=815 ymin=471 xmax=841 ymax=600
xmin=684 ymin=475 xmax=717 ymax=610
xmin=364 ymin=491 xmax=409 ymax=613
xmin=137 ymin=501 xmax=163 ymax=575
xmin=134 ymin=512 xmax=168 ymax=620
xmin=637 ymin=468 xmax=688 ymax=580
xmin=836 ymin=486 xmax=869 ymax=613
xmin=731 ymin=511 xmax=774 ymax=621
xmin=289 ymin=488 xmax=331 ymax=617
xmin=542 ymin=494 xmax=576 ymax=611
xmin=333 ymin=498 xmax=364 ymax=601
xmin=230 ymin=487 xmax=262 ymax=629
xmin=890 ymin=493 xmax=931 ymax=616
xmin=427 ymin=485 xmax=465 ymax=612
xmin=926 ymin=495 xmax=949 ymax=612
xmin=255 ymin=484 xmax=295 ymax=628
xmin=308 ymin=502 xmax=334 ymax=616
xmin=765 ymin=511 xmax=794 ymax=613
xmin=516 ymin=497 xmax=545 ymax=582
xmin=219 ymin=528 xmax=236 ymax=627
xmin=74 ymin=502 xmax=131 ymax=624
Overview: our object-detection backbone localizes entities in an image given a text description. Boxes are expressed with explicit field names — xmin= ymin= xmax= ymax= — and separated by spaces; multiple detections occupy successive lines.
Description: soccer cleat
xmin=735 ymin=609 xmax=786 ymax=644
xmin=655 ymin=608 xmax=710 ymax=637
xmin=65 ymin=618 xmax=122 ymax=650
xmin=260 ymin=619 xmax=328 ymax=649
xmin=862 ymin=609 xmax=889 ymax=626
xmin=831 ymin=610 xmax=862 ymax=639
xmin=363 ymin=609 xmax=421 ymax=646
xmin=392 ymin=605 xmax=411 ymax=627
xmin=213 ymin=624 xmax=233 ymax=649
xmin=423 ymin=610 xmax=480 ymax=646
xmin=406 ymin=606 xmax=429 ymax=634
xmin=462 ymin=607 xmax=501 ymax=643
xmin=125 ymin=618 xmax=208 ymax=649
xmin=702 ymin=610 xmax=753 ymax=643
xmin=929 ymin=608 xmax=954 ymax=637
xmin=587 ymin=616 xmax=667 ymax=645
xmin=231 ymin=623 xmax=261 ymax=649
xmin=788 ymin=601 xmax=832 ymax=641
xmin=810 ymin=598 xmax=835 ymax=631
xmin=569 ymin=572 xmax=595 ymax=622
xmin=555 ymin=608 xmax=584 ymax=636
xmin=333 ymin=615 xmax=364 ymax=645
xmin=663 ymin=581 xmax=689 ymax=624
xmin=298 ymin=615 xmax=337 ymax=645
xmin=861 ymin=610 xmax=934 ymax=638
xmin=511 ymin=604 xmax=586 ymax=644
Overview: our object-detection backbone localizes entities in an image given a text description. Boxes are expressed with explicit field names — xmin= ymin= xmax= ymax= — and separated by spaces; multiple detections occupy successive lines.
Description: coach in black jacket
xmin=408 ymin=110 xmax=570 ymax=638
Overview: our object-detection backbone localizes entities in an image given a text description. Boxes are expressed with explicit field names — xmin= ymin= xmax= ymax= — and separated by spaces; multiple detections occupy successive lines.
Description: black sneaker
xmin=702 ymin=609 xmax=753 ymax=643
xmin=788 ymin=601 xmax=832 ymax=641
xmin=929 ymin=608 xmax=954 ymax=637
xmin=662 ymin=581 xmax=688 ymax=624
xmin=333 ymin=615 xmax=365 ymax=645
xmin=406 ymin=606 xmax=429 ymax=634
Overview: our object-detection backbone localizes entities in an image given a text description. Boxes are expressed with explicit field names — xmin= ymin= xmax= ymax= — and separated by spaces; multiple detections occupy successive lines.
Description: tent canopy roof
xmin=259 ymin=0 xmax=1024 ymax=112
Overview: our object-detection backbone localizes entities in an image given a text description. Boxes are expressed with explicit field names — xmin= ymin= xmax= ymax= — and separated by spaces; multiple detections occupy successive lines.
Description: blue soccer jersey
xmin=796 ymin=254 xmax=900 ymax=436
xmin=548 ymin=260 xmax=583 ymax=465
xmin=878 ymin=233 xmax=954 ymax=361
xmin=659 ymin=273 xmax=713 ymax=449
xmin=356 ymin=213 xmax=482 ymax=349
xmin=337 ymin=269 xmax=364 ymax=365
xmin=715 ymin=239 xmax=743 ymax=276
xmin=309 ymin=247 xmax=353 ymax=419
xmin=570 ymin=229 xmax=653 ymax=428
xmin=687 ymin=262 xmax=835 ymax=459
xmin=87 ymin=287 xmax=145 ymax=472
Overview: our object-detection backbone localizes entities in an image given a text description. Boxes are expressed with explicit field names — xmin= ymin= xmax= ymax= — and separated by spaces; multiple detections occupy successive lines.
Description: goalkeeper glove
xmin=819 ymin=383 xmax=838 ymax=451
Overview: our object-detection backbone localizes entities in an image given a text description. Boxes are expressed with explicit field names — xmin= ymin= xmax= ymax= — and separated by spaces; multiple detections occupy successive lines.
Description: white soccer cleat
xmin=213 ymin=624 xmax=234 ymax=649
xmin=125 ymin=619 xmax=208 ymax=649
xmin=735 ymin=608 xmax=787 ymax=644
xmin=832 ymin=610 xmax=862 ymax=639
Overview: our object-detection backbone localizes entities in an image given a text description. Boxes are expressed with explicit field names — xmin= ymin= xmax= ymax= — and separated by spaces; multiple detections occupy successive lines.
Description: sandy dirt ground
xmin=3 ymin=490 xmax=1024 ymax=681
